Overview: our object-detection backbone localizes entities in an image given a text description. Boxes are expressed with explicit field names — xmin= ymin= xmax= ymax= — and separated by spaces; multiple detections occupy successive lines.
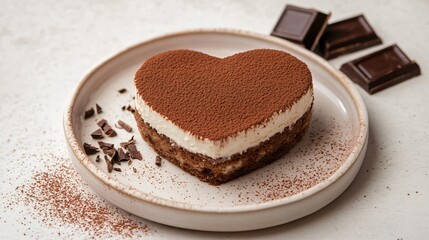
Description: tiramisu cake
xmin=134 ymin=49 xmax=313 ymax=185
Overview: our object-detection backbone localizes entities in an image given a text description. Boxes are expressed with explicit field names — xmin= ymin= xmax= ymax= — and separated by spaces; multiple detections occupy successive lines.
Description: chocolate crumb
xmin=83 ymin=143 xmax=99 ymax=155
xmin=155 ymin=156 xmax=162 ymax=167
xmin=84 ymin=108 xmax=95 ymax=119
xmin=97 ymin=119 xmax=117 ymax=137
xmin=96 ymin=104 xmax=102 ymax=114
xmin=133 ymin=167 xmax=137 ymax=173
xmin=90 ymin=129 xmax=104 ymax=139
xmin=113 ymin=167 xmax=122 ymax=172
xmin=118 ymin=88 xmax=127 ymax=93
xmin=95 ymin=155 xmax=101 ymax=163
xmin=121 ymin=106 xmax=126 ymax=111
xmin=116 ymin=120 xmax=132 ymax=132
xmin=126 ymin=105 xmax=135 ymax=113
xmin=104 ymin=156 xmax=113 ymax=173
xmin=128 ymin=159 xmax=132 ymax=165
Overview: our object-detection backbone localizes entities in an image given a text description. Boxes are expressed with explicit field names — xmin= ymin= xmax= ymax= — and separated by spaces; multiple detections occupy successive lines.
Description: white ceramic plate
xmin=64 ymin=29 xmax=368 ymax=232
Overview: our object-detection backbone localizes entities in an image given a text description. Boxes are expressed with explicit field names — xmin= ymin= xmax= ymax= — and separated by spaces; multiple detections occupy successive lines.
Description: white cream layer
xmin=135 ymin=87 xmax=313 ymax=159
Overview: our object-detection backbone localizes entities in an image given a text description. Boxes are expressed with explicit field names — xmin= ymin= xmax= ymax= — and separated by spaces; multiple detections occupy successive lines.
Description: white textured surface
xmin=0 ymin=0 xmax=428 ymax=239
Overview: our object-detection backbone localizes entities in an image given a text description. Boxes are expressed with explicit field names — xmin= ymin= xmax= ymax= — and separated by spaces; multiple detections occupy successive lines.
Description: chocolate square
xmin=340 ymin=44 xmax=421 ymax=94
xmin=319 ymin=15 xmax=382 ymax=59
xmin=271 ymin=5 xmax=330 ymax=50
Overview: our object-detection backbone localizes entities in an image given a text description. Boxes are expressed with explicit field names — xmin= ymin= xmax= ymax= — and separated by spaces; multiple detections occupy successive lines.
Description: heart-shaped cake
xmin=134 ymin=49 xmax=313 ymax=185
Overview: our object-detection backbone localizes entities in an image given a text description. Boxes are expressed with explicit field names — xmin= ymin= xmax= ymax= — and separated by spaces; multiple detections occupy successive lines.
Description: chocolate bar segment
xmin=271 ymin=5 xmax=330 ymax=51
xmin=340 ymin=44 xmax=421 ymax=94
xmin=319 ymin=15 xmax=382 ymax=59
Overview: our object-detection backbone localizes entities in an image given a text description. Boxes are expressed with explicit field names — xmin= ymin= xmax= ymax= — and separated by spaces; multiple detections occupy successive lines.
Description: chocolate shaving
xmin=120 ymin=136 xmax=136 ymax=150
xmin=116 ymin=120 xmax=132 ymax=132
xmin=104 ymin=156 xmax=113 ymax=173
xmin=97 ymin=119 xmax=117 ymax=137
xmin=90 ymin=129 xmax=104 ymax=139
xmin=118 ymin=88 xmax=127 ymax=93
xmin=117 ymin=148 xmax=129 ymax=162
xmin=127 ymin=159 xmax=132 ymax=165
xmin=113 ymin=168 xmax=122 ymax=172
xmin=97 ymin=141 xmax=115 ymax=157
xmin=84 ymin=108 xmax=95 ymax=119
xmin=83 ymin=143 xmax=99 ymax=155
xmin=104 ymin=148 xmax=116 ymax=157
xmin=110 ymin=150 xmax=119 ymax=165
xmin=128 ymin=144 xmax=142 ymax=160
xmin=97 ymin=119 xmax=107 ymax=128
xmin=97 ymin=141 xmax=114 ymax=149
xmin=155 ymin=156 xmax=162 ymax=167
xmin=96 ymin=104 xmax=103 ymax=114
xmin=95 ymin=155 xmax=101 ymax=163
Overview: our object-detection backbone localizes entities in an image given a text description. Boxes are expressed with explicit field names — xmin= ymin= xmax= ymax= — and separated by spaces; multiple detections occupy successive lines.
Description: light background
xmin=0 ymin=0 xmax=428 ymax=239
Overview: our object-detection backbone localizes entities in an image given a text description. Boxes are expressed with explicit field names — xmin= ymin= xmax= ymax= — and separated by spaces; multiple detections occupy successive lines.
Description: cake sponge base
xmin=134 ymin=107 xmax=312 ymax=185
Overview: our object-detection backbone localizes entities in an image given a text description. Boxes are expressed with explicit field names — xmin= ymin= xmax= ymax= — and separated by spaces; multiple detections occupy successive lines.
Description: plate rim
xmin=63 ymin=28 xmax=369 ymax=213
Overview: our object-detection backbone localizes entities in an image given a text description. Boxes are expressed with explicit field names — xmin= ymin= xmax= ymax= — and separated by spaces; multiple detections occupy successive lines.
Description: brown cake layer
xmin=134 ymin=106 xmax=312 ymax=185
xmin=134 ymin=49 xmax=312 ymax=140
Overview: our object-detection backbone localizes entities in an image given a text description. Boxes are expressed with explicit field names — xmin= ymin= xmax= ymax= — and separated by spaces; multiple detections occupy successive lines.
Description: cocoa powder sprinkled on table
xmin=13 ymin=159 xmax=152 ymax=238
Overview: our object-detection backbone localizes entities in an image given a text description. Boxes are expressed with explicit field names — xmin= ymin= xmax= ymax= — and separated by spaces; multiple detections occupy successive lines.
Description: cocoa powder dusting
xmin=228 ymin=116 xmax=358 ymax=204
xmin=135 ymin=49 xmax=312 ymax=140
xmin=12 ymin=157 xmax=152 ymax=238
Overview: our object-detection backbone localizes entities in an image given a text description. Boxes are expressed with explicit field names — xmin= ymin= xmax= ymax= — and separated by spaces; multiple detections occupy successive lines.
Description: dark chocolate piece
xmin=104 ymin=156 xmax=113 ymax=173
xmin=113 ymin=167 xmax=122 ymax=172
xmin=121 ymin=106 xmax=126 ymax=111
xmin=110 ymin=150 xmax=119 ymax=165
xmin=319 ymin=15 xmax=382 ymax=59
xmin=95 ymin=155 xmax=101 ymax=162
xmin=271 ymin=5 xmax=330 ymax=50
xmin=116 ymin=120 xmax=132 ymax=132
xmin=155 ymin=156 xmax=162 ymax=167
xmin=90 ymin=129 xmax=104 ymax=139
xmin=84 ymin=108 xmax=95 ymax=119
xmin=118 ymin=88 xmax=127 ymax=93
xmin=340 ymin=44 xmax=421 ymax=94
xmin=96 ymin=104 xmax=102 ymax=114
xmin=117 ymin=148 xmax=129 ymax=162
xmin=83 ymin=143 xmax=99 ymax=155
xmin=97 ymin=119 xmax=117 ymax=137
xmin=128 ymin=144 xmax=142 ymax=160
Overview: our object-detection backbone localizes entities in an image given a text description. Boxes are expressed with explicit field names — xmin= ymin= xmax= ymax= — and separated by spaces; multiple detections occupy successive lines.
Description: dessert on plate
xmin=134 ymin=49 xmax=313 ymax=185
